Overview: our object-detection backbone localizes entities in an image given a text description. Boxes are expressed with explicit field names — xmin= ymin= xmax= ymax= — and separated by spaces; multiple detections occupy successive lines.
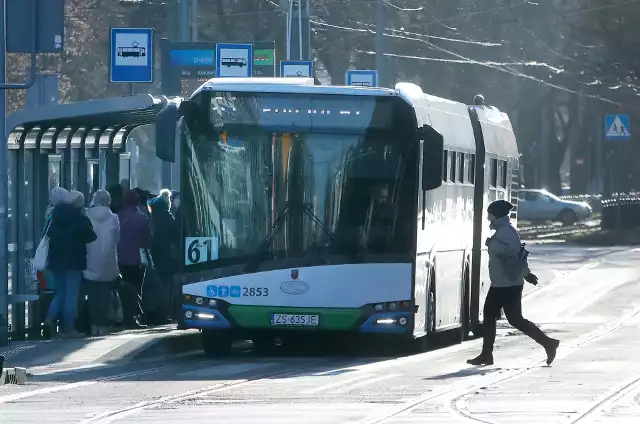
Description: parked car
xmin=518 ymin=189 xmax=592 ymax=225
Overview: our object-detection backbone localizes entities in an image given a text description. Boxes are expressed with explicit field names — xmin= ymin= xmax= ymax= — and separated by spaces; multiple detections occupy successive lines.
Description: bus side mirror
xmin=420 ymin=125 xmax=444 ymax=191
xmin=155 ymin=100 xmax=184 ymax=163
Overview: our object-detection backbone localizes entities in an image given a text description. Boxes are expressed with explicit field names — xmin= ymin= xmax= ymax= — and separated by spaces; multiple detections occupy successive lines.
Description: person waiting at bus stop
xmin=44 ymin=190 xmax=97 ymax=337
xmin=467 ymin=200 xmax=560 ymax=367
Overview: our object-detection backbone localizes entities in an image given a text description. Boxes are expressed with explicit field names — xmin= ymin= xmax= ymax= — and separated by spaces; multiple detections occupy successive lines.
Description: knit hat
xmin=68 ymin=190 xmax=85 ymax=208
xmin=91 ymin=189 xmax=111 ymax=207
xmin=50 ymin=187 xmax=70 ymax=206
xmin=487 ymin=200 xmax=513 ymax=219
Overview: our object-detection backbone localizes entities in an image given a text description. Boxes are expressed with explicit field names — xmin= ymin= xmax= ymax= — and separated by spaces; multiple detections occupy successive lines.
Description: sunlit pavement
xmin=1 ymin=245 xmax=640 ymax=424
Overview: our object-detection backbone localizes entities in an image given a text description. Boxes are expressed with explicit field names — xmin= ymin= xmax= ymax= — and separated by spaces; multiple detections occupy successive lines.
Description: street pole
xmin=162 ymin=0 xmax=190 ymax=190
xmin=375 ymin=0 xmax=386 ymax=87
xmin=0 ymin=0 xmax=8 ymax=347
xmin=288 ymin=1 xmax=310 ymax=60
xmin=191 ymin=0 xmax=198 ymax=41
xmin=179 ymin=0 xmax=190 ymax=42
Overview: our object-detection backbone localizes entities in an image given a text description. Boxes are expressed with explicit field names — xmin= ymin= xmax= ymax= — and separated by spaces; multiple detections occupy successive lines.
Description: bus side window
xmin=442 ymin=150 xmax=448 ymax=181
xmin=502 ymin=160 xmax=508 ymax=189
xmin=490 ymin=158 xmax=498 ymax=187
xmin=457 ymin=152 xmax=464 ymax=183
xmin=449 ymin=151 xmax=456 ymax=182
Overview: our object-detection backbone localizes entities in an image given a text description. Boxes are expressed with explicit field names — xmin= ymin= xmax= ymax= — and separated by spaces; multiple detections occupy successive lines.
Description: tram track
xmin=519 ymin=220 xmax=601 ymax=240
xmin=566 ymin=376 xmax=640 ymax=424
xmin=79 ymin=357 xmax=344 ymax=424
xmin=357 ymin=301 xmax=640 ymax=424
xmin=445 ymin=303 xmax=640 ymax=424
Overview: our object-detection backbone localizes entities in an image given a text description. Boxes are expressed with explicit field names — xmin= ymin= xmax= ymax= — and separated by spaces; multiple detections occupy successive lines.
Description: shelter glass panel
xmin=119 ymin=153 xmax=131 ymax=189
xmin=48 ymin=155 xmax=62 ymax=192
xmin=70 ymin=149 xmax=80 ymax=190
xmin=87 ymin=159 xmax=100 ymax=203
xmin=7 ymin=151 xmax=18 ymax=296
xmin=22 ymin=150 xmax=35 ymax=303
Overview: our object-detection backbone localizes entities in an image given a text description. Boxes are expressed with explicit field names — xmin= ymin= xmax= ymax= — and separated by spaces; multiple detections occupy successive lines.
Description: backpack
xmin=501 ymin=243 xmax=530 ymax=281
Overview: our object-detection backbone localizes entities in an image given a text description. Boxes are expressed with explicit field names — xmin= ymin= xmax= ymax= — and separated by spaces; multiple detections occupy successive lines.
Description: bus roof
xmin=192 ymin=77 xmax=399 ymax=98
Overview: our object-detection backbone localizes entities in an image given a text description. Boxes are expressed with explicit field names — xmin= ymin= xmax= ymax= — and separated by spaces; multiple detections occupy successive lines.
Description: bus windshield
xmin=179 ymin=91 xmax=418 ymax=274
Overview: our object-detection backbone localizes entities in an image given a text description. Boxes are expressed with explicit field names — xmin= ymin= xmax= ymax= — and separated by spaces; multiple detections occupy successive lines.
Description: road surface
xmin=1 ymin=245 xmax=639 ymax=423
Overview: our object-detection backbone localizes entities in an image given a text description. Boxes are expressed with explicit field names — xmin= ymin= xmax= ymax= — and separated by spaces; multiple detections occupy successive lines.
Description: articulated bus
xmin=155 ymin=78 xmax=519 ymax=356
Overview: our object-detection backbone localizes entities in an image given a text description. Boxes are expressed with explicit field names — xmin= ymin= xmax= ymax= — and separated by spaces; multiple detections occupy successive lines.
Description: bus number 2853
xmin=244 ymin=288 xmax=268 ymax=297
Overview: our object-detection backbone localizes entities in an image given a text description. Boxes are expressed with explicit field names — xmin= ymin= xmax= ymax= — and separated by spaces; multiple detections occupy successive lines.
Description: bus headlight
xmin=399 ymin=317 xmax=407 ymax=326
xmin=185 ymin=310 xmax=194 ymax=319
xmin=209 ymin=299 xmax=217 ymax=307
xmin=195 ymin=297 xmax=204 ymax=305
xmin=389 ymin=302 xmax=397 ymax=311
xmin=374 ymin=304 xmax=384 ymax=312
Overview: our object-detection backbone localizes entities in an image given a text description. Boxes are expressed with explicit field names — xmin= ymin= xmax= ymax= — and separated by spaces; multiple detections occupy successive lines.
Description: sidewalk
xmin=0 ymin=325 xmax=201 ymax=374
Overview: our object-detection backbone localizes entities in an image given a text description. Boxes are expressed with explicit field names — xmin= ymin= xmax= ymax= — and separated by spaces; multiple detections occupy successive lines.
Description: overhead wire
xmin=311 ymin=19 xmax=502 ymax=47
xmin=311 ymin=17 xmax=620 ymax=104
xmin=382 ymin=0 xmax=423 ymax=12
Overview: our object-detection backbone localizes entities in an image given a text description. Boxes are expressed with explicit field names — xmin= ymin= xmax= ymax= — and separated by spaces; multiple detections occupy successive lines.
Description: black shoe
xmin=545 ymin=338 xmax=560 ymax=365
xmin=467 ymin=354 xmax=494 ymax=366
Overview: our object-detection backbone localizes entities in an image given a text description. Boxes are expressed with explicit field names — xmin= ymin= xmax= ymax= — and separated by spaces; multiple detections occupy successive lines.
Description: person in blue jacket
xmin=44 ymin=191 xmax=97 ymax=337
xmin=39 ymin=187 xmax=71 ymax=294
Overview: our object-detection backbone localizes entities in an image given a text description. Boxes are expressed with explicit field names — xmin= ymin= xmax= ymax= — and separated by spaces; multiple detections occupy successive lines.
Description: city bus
xmin=154 ymin=78 xmax=519 ymax=356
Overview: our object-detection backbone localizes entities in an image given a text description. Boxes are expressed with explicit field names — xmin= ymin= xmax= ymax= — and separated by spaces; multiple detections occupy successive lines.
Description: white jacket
xmin=84 ymin=205 xmax=120 ymax=282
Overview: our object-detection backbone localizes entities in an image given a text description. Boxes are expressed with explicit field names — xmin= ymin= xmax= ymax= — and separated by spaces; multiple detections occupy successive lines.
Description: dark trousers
xmin=481 ymin=285 xmax=552 ymax=355
xmin=85 ymin=280 xmax=113 ymax=327
xmin=119 ymin=265 xmax=146 ymax=324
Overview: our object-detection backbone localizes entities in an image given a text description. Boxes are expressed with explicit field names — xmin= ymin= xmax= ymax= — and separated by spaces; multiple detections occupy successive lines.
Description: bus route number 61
xmin=185 ymin=237 xmax=218 ymax=266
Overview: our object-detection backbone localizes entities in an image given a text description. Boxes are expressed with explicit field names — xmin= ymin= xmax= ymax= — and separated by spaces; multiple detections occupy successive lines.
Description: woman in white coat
xmin=84 ymin=190 xmax=121 ymax=335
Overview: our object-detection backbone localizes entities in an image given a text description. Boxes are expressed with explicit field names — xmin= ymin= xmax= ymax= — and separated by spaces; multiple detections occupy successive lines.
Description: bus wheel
xmin=415 ymin=280 xmax=437 ymax=353
xmin=202 ymin=330 xmax=232 ymax=357
xmin=253 ymin=336 xmax=278 ymax=356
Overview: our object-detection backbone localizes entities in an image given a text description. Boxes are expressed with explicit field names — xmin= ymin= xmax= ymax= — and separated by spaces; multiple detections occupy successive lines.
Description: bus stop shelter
xmin=2 ymin=94 xmax=178 ymax=342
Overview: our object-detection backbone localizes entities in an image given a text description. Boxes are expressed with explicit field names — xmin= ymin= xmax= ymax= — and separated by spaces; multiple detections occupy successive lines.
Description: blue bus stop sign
xmin=110 ymin=28 xmax=154 ymax=83
xmin=605 ymin=114 xmax=631 ymax=141
xmin=346 ymin=70 xmax=378 ymax=87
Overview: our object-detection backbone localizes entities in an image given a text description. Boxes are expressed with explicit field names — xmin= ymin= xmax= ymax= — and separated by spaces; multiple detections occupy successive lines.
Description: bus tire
xmin=421 ymin=273 xmax=437 ymax=351
xmin=202 ymin=330 xmax=232 ymax=357
xmin=253 ymin=336 xmax=278 ymax=356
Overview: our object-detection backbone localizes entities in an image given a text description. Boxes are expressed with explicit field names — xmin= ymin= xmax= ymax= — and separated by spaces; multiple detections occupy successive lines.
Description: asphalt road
xmin=1 ymin=245 xmax=639 ymax=424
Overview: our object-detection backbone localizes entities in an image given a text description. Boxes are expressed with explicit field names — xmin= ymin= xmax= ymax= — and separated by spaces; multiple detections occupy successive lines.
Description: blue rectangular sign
xmin=110 ymin=28 xmax=154 ymax=83
xmin=605 ymin=114 xmax=631 ymax=141
xmin=170 ymin=49 xmax=215 ymax=67
xmin=280 ymin=60 xmax=313 ymax=77
xmin=216 ymin=43 xmax=253 ymax=78
xmin=346 ymin=70 xmax=378 ymax=87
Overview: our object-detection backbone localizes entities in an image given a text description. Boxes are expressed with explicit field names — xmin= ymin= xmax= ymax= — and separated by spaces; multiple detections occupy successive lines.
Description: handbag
xmin=32 ymin=222 xmax=51 ymax=271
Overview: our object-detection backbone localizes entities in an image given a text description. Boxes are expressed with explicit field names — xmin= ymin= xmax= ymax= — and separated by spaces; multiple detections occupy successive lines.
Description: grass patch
xmin=565 ymin=228 xmax=640 ymax=246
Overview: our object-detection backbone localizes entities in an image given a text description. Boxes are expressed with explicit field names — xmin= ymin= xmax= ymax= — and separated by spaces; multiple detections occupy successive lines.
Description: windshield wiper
xmin=244 ymin=201 xmax=341 ymax=272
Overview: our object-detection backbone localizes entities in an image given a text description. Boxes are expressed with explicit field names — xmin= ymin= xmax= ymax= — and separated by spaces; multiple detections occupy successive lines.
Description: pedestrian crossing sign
xmin=605 ymin=114 xmax=631 ymax=141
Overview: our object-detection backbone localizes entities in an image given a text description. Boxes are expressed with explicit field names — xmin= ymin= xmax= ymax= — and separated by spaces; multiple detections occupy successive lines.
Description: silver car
xmin=518 ymin=189 xmax=592 ymax=225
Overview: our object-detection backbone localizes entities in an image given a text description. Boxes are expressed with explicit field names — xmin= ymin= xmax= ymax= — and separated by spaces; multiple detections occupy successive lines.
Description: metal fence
xmin=558 ymin=193 xmax=640 ymax=231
